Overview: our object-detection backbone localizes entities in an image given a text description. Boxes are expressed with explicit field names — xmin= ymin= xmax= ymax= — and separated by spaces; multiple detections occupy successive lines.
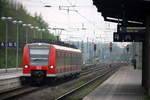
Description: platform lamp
xmin=41 ymin=29 xmax=46 ymax=39
xmin=13 ymin=20 xmax=23 ymax=70
xmin=22 ymin=24 xmax=28 ymax=44
xmin=27 ymin=24 xmax=31 ymax=42
xmin=35 ymin=26 xmax=39 ymax=39
xmin=1 ymin=16 xmax=13 ymax=72
xmin=30 ymin=25 xmax=34 ymax=39
xmin=38 ymin=28 xmax=42 ymax=39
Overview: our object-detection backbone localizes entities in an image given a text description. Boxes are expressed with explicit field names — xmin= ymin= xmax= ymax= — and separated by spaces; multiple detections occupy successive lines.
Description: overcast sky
xmin=15 ymin=0 xmax=117 ymax=42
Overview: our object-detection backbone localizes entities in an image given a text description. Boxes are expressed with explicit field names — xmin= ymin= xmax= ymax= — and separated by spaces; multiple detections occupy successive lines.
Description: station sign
xmin=125 ymin=27 xmax=146 ymax=33
xmin=113 ymin=32 xmax=144 ymax=42
xmin=0 ymin=42 xmax=17 ymax=47
xmin=118 ymin=26 xmax=146 ymax=33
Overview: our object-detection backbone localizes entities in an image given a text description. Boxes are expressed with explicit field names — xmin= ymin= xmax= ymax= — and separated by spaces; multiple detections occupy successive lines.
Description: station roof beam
xmin=92 ymin=0 xmax=150 ymax=25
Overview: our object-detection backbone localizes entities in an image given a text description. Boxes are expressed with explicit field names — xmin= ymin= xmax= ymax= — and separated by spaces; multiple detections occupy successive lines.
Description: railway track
xmin=0 ymin=63 xmax=123 ymax=100
xmin=0 ymin=77 xmax=21 ymax=93
xmin=0 ymin=63 xmax=105 ymax=100
xmin=80 ymin=65 xmax=108 ymax=76
xmin=0 ymin=85 xmax=51 ymax=100
xmin=55 ymin=66 xmax=119 ymax=100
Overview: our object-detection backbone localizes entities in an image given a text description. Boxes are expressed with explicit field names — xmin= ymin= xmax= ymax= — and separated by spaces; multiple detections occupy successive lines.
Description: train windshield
xmin=30 ymin=48 xmax=50 ymax=66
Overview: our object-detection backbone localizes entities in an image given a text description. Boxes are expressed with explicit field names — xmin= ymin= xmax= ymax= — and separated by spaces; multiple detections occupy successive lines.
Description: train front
xmin=22 ymin=43 xmax=55 ymax=83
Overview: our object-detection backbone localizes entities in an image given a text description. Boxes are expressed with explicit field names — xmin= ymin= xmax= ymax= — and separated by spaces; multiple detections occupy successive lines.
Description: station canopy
xmin=92 ymin=0 xmax=150 ymax=26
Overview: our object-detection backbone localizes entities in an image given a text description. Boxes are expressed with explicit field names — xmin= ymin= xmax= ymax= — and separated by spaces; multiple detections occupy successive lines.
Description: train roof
xmin=26 ymin=43 xmax=81 ymax=53
xmin=28 ymin=43 xmax=50 ymax=46
xmin=52 ymin=44 xmax=82 ymax=53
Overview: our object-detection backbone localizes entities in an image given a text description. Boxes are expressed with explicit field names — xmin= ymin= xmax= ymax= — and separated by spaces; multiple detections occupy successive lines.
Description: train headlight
xmin=24 ymin=65 xmax=28 ymax=68
xmin=49 ymin=66 xmax=54 ymax=69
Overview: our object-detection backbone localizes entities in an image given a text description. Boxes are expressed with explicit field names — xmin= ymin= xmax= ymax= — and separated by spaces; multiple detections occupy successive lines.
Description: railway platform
xmin=0 ymin=68 xmax=22 ymax=80
xmin=83 ymin=66 xmax=144 ymax=100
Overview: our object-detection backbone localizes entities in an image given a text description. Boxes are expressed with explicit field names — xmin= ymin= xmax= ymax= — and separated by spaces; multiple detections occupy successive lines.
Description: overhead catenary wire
xmin=67 ymin=0 xmax=74 ymax=6
xmin=57 ymin=0 xmax=105 ymax=31
xmin=40 ymin=0 xmax=110 ymax=31
xmin=33 ymin=0 xmax=115 ymax=42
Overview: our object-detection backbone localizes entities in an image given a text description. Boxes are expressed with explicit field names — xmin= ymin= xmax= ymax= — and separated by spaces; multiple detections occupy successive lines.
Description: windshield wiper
xmin=32 ymin=58 xmax=47 ymax=61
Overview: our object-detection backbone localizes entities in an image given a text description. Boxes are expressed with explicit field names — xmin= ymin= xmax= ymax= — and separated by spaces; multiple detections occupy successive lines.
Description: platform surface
xmin=83 ymin=66 xmax=144 ymax=100
xmin=0 ymin=68 xmax=22 ymax=80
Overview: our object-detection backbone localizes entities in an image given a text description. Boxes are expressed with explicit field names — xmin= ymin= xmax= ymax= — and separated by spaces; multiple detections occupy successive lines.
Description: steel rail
xmin=0 ymin=63 xmax=114 ymax=100
xmin=55 ymin=66 xmax=119 ymax=100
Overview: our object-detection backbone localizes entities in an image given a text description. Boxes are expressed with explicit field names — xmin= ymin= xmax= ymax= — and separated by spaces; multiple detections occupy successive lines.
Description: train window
xmin=56 ymin=51 xmax=65 ymax=67
xmin=59 ymin=52 xmax=61 ymax=56
xmin=30 ymin=48 xmax=49 ymax=66
xmin=66 ymin=54 xmax=70 ymax=66
xmin=69 ymin=53 xmax=71 ymax=65
xmin=64 ymin=53 xmax=66 ymax=56
xmin=72 ymin=53 xmax=75 ymax=65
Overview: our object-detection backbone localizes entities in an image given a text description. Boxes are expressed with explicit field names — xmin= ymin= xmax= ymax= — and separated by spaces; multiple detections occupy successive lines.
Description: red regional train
xmin=21 ymin=43 xmax=82 ymax=83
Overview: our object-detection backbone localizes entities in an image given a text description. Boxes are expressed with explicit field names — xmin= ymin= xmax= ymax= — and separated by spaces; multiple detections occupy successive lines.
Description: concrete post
xmin=143 ymin=14 xmax=150 ymax=94
xmin=147 ymin=16 xmax=150 ymax=95
xmin=142 ymin=39 xmax=145 ymax=87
